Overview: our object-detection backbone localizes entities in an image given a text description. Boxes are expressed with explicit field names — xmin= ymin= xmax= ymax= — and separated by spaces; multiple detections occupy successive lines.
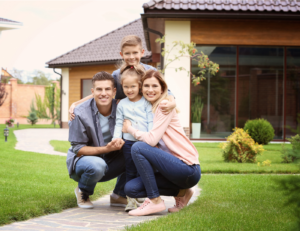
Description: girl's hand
xmin=160 ymin=96 xmax=176 ymax=115
xmin=69 ymin=103 xmax=76 ymax=121
xmin=122 ymin=119 xmax=132 ymax=133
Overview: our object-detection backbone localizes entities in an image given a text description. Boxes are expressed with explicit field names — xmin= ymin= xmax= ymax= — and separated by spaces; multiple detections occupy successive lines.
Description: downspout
xmin=144 ymin=28 xmax=164 ymax=70
xmin=53 ymin=68 xmax=62 ymax=129
xmin=141 ymin=15 xmax=164 ymax=69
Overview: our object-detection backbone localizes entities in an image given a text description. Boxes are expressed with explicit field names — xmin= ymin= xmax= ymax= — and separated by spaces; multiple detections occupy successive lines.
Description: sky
xmin=0 ymin=0 xmax=147 ymax=81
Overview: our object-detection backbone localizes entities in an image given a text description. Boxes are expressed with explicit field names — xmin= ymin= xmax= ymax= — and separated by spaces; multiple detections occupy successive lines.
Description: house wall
xmin=191 ymin=19 xmax=300 ymax=46
xmin=61 ymin=68 xmax=69 ymax=128
xmin=164 ymin=21 xmax=191 ymax=135
xmin=0 ymin=78 xmax=56 ymax=124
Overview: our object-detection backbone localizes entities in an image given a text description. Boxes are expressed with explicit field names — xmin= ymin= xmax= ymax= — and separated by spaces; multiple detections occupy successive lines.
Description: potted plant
xmin=5 ymin=117 xmax=15 ymax=128
xmin=191 ymin=96 xmax=203 ymax=138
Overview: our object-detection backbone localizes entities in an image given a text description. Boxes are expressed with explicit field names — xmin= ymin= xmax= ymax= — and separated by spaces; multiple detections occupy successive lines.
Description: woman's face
xmin=142 ymin=76 xmax=162 ymax=104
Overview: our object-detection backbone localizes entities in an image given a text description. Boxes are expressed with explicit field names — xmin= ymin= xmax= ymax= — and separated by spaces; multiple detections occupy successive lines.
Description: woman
xmin=122 ymin=69 xmax=201 ymax=216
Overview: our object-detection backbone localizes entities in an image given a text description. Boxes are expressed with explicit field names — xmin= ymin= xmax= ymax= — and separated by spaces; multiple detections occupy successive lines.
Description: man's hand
xmin=160 ymin=96 xmax=176 ymax=115
xmin=106 ymin=138 xmax=125 ymax=152
xmin=122 ymin=119 xmax=132 ymax=133
xmin=69 ymin=103 xmax=76 ymax=121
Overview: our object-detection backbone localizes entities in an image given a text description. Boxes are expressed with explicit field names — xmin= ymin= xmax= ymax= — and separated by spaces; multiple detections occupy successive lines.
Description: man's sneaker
xmin=125 ymin=197 xmax=137 ymax=212
xmin=74 ymin=187 xmax=94 ymax=209
xmin=110 ymin=193 xmax=127 ymax=207
xmin=135 ymin=198 xmax=145 ymax=207
xmin=129 ymin=198 xmax=166 ymax=216
xmin=168 ymin=188 xmax=194 ymax=213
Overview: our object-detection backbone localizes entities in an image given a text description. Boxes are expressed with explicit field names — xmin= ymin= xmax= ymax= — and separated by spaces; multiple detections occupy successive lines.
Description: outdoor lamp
xmin=4 ymin=126 xmax=9 ymax=142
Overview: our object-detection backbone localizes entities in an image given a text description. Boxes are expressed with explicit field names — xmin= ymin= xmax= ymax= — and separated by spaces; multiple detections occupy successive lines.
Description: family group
xmin=66 ymin=35 xmax=201 ymax=216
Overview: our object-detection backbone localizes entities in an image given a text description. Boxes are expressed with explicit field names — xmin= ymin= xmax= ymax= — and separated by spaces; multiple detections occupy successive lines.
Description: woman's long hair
xmin=142 ymin=69 xmax=178 ymax=113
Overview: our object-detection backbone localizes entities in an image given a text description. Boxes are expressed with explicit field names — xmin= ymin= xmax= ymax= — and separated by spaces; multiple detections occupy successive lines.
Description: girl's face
xmin=142 ymin=77 xmax=162 ymax=104
xmin=122 ymin=75 xmax=141 ymax=102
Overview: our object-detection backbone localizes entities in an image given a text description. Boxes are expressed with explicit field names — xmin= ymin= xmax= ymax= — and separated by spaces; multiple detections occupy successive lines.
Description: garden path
xmin=0 ymin=187 xmax=201 ymax=231
xmin=14 ymin=128 xmax=68 ymax=156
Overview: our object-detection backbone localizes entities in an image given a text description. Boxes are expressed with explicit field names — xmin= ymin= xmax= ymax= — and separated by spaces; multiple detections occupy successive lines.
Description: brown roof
xmin=0 ymin=17 xmax=21 ymax=24
xmin=143 ymin=0 xmax=300 ymax=12
xmin=47 ymin=19 xmax=152 ymax=67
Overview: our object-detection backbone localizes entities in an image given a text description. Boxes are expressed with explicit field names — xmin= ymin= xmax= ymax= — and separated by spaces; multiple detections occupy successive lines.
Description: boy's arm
xmin=69 ymin=94 xmax=93 ymax=120
xmin=112 ymin=102 xmax=124 ymax=139
xmin=160 ymin=95 xmax=176 ymax=115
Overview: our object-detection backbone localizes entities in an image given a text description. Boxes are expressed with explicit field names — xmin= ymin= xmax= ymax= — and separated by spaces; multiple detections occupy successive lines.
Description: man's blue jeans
xmin=70 ymin=150 xmax=126 ymax=197
xmin=124 ymin=142 xmax=201 ymax=199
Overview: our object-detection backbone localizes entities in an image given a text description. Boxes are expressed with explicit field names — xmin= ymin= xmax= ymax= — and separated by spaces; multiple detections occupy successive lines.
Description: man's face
xmin=91 ymin=80 xmax=116 ymax=107
xmin=120 ymin=45 xmax=145 ymax=66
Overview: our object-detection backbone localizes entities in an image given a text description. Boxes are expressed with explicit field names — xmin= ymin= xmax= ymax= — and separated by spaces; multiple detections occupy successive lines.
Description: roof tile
xmin=47 ymin=19 xmax=151 ymax=66
xmin=143 ymin=0 xmax=300 ymax=12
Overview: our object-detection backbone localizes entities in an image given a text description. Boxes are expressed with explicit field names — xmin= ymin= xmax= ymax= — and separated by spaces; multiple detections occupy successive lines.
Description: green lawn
xmin=127 ymin=174 xmax=298 ymax=231
xmin=194 ymin=142 xmax=299 ymax=173
xmin=49 ymin=140 xmax=70 ymax=153
xmin=0 ymin=124 xmax=115 ymax=226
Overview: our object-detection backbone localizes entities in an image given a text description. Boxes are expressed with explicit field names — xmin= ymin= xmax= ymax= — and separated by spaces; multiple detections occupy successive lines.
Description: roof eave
xmin=141 ymin=10 xmax=300 ymax=49
xmin=47 ymin=57 xmax=153 ymax=68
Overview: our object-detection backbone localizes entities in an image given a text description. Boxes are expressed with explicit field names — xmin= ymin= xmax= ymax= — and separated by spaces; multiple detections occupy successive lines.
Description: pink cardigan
xmin=127 ymin=105 xmax=200 ymax=166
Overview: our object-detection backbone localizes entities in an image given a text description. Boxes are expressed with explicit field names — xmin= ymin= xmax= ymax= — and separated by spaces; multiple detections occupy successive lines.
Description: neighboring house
xmin=0 ymin=17 xmax=22 ymax=74
xmin=47 ymin=19 xmax=155 ymax=128
xmin=47 ymin=0 xmax=300 ymax=141
xmin=1 ymin=68 xmax=13 ymax=82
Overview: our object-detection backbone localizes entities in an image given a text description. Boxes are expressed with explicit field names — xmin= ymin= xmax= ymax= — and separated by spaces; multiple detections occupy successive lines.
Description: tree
xmin=27 ymin=70 xmax=52 ymax=85
xmin=27 ymin=112 xmax=38 ymax=125
xmin=8 ymin=68 xmax=24 ymax=84
xmin=0 ymin=82 xmax=8 ymax=107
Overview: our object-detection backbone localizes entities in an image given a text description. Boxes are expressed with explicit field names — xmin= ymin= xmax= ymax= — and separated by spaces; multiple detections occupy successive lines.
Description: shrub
xmin=27 ymin=112 xmax=38 ymax=125
xmin=221 ymin=128 xmax=264 ymax=163
xmin=244 ymin=118 xmax=275 ymax=145
xmin=281 ymin=134 xmax=300 ymax=163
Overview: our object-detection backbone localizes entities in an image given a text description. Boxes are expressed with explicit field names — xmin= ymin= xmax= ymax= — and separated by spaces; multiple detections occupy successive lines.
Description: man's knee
xmin=77 ymin=156 xmax=107 ymax=181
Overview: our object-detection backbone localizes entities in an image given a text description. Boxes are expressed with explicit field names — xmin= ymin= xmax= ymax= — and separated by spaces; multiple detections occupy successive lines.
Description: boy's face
xmin=120 ymin=45 xmax=145 ymax=66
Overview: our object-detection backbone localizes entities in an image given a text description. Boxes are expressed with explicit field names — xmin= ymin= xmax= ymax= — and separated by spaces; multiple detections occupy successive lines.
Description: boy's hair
xmin=119 ymin=63 xmax=146 ymax=87
xmin=92 ymin=71 xmax=115 ymax=87
xmin=120 ymin=35 xmax=143 ymax=51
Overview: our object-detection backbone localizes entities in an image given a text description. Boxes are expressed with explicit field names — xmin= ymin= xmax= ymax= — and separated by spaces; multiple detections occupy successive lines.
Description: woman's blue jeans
xmin=124 ymin=142 xmax=201 ymax=199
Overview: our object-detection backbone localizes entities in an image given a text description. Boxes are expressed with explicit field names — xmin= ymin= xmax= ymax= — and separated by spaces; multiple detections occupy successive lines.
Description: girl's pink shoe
xmin=128 ymin=198 xmax=166 ymax=216
xmin=168 ymin=188 xmax=194 ymax=213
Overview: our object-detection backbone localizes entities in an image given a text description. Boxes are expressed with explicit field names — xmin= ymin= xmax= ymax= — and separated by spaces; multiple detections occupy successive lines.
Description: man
xmin=67 ymin=71 xmax=127 ymax=209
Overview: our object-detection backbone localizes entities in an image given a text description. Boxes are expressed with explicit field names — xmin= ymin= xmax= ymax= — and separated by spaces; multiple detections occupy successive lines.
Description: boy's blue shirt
xmin=112 ymin=62 xmax=174 ymax=99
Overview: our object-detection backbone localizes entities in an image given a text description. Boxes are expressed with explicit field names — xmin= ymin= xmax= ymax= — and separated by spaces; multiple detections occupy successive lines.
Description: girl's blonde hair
xmin=119 ymin=62 xmax=146 ymax=89
xmin=142 ymin=69 xmax=178 ymax=113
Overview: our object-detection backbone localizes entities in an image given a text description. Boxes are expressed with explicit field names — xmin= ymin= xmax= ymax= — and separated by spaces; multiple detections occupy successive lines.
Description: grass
xmin=0 ymin=124 xmax=115 ymax=226
xmin=127 ymin=174 xmax=298 ymax=231
xmin=193 ymin=142 xmax=299 ymax=174
xmin=49 ymin=140 xmax=70 ymax=153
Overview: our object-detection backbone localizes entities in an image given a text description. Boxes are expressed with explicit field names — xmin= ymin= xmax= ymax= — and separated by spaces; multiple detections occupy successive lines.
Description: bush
xmin=244 ymin=118 xmax=275 ymax=145
xmin=27 ymin=112 xmax=38 ymax=125
xmin=281 ymin=134 xmax=300 ymax=163
xmin=221 ymin=128 xmax=264 ymax=163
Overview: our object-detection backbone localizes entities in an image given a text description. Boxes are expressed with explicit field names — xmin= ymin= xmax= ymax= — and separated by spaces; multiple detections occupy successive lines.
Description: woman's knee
xmin=131 ymin=142 xmax=148 ymax=157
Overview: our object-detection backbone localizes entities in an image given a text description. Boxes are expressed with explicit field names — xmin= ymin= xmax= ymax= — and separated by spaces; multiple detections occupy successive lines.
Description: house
xmin=47 ymin=0 xmax=300 ymax=141
xmin=1 ymin=68 xmax=13 ymax=82
xmin=47 ymin=19 xmax=155 ymax=129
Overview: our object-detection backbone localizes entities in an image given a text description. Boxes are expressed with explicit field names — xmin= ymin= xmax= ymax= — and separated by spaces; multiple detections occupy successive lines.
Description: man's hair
xmin=92 ymin=71 xmax=115 ymax=87
xmin=120 ymin=35 xmax=143 ymax=51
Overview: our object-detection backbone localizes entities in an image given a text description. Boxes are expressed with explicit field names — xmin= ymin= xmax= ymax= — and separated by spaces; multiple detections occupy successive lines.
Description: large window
xmin=191 ymin=46 xmax=236 ymax=139
xmin=191 ymin=46 xmax=300 ymax=140
xmin=286 ymin=48 xmax=300 ymax=138
xmin=82 ymin=79 xmax=93 ymax=99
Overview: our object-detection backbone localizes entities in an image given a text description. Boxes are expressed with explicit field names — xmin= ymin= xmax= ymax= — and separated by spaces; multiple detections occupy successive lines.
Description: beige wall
xmin=164 ymin=21 xmax=191 ymax=129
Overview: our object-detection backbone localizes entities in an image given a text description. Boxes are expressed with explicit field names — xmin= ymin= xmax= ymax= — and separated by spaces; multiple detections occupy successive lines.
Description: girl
xmin=113 ymin=63 xmax=153 ymax=212
xmin=122 ymin=69 xmax=201 ymax=216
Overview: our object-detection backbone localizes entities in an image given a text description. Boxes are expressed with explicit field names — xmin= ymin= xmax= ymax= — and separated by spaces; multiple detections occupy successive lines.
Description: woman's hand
xmin=122 ymin=119 xmax=132 ymax=133
xmin=160 ymin=96 xmax=176 ymax=115
xmin=69 ymin=103 xmax=76 ymax=121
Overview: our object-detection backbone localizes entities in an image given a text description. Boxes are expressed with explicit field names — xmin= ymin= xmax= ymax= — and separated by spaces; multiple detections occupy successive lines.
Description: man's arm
xmin=77 ymin=139 xmax=124 ymax=157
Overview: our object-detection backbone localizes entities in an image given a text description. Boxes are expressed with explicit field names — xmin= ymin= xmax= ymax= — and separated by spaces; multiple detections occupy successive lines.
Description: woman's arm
xmin=69 ymin=94 xmax=93 ymax=120
xmin=124 ymin=106 xmax=175 ymax=146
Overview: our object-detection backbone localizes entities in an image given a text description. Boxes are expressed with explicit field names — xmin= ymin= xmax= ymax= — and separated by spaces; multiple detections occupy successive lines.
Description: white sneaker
xmin=74 ymin=187 xmax=94 ymax=209
xmin=125 ymin=197 xmax=137 ymax=212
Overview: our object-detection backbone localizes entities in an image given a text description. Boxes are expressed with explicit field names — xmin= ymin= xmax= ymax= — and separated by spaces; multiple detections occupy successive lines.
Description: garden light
xmin=4 ymin=126 xmax=9 ymax=142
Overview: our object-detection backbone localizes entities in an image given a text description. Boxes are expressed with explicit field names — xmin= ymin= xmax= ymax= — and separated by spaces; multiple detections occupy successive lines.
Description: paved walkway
xmin=14 ymin=129 xmax=69 ymax=156
xmin=0 ymin=187 xmax=201 ymax=231
xmin=4 ymin=128 xmax=202 ymax=230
